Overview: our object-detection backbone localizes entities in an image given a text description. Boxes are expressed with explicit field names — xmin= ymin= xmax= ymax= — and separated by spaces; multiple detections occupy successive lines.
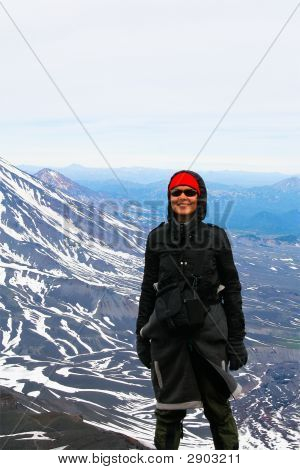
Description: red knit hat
xmin=168 ymin=171 xmax=201 ymax=195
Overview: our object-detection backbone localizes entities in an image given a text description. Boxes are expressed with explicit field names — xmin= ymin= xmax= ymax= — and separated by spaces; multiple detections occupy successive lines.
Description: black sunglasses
xmin=170 ymin=189 xmax=198 ymax=197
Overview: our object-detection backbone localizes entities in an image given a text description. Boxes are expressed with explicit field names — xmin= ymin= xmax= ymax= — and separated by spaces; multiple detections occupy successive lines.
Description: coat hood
xmin=167 ymin=169 xmax=207 ymax=222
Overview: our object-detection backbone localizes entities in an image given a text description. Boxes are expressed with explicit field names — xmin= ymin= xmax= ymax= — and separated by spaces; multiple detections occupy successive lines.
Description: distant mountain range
xmin=31 ymin=167 xmax=300 ymax=237
xmin=19 ymin=163 xmax=299 ymax=187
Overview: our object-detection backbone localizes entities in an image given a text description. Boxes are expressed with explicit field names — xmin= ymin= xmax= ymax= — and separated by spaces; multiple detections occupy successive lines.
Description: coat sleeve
xmin=136 ymin=232 xmax=160 ymax=335
xmin=215 ymin=227 xmax=246 ymax=341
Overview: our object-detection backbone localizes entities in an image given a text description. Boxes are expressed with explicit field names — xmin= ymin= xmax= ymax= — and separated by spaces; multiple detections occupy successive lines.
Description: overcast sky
xmin=0 ymin=0 xmax=299 ymax=174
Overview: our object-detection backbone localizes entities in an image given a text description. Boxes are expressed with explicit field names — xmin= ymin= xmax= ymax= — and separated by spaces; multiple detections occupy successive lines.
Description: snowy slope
xmin=0 ymin=156 xmax=149 ymax=358
xmin=0 ymin=157 xmax=165 ymax=447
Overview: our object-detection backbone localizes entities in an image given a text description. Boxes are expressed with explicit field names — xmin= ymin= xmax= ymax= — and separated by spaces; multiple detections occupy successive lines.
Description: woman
xmin=136 ymin=170 xmax=247 ymax=450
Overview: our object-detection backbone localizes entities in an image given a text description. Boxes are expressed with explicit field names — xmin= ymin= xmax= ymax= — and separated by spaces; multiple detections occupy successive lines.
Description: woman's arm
xmin=216 ymin=227 xmax=245 ymax=338
xmin=136 ymin=232 xmax=160 ymax=335
xmin=135 ymin=232 xmax=159 ymax=369
xmin=216 ymin=227 xmax=247 ymax=370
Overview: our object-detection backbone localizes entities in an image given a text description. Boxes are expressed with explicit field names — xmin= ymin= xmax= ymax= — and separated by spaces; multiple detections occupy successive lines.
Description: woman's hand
xmin=136 ymin=335 xmax=151 ymax=369
xmin=227 ymin=340 xmax=248 ymax=370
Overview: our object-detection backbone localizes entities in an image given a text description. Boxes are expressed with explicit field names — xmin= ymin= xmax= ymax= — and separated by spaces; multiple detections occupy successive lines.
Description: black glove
xmin=227 ymin=340 xmax=248 ymax=371
xmin=136 ymin=335 xmax=151 ymax=369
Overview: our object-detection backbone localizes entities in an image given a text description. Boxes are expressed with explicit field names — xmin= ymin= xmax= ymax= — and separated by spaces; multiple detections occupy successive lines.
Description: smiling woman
xmin=136 ymin=169 xmax=247 ymax=450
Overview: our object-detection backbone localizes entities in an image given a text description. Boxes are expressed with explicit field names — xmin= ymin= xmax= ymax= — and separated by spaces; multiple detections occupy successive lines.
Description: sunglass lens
xmin=171 ymin=189 xmax=182 ymax=197
xmin=185 ymin=189 xmax=197 ymax=196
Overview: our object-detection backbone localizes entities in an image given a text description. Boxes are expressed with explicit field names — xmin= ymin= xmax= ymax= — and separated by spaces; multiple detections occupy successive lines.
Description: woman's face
xmin=170 ymin=185 xmax=198 ymax=221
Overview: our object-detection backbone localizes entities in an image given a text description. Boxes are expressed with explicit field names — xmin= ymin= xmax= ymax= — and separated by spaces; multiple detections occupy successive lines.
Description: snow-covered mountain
xmin=0 ymin=155 xmax=146 ymax=343
xmin=0 ymin=156 xmax=158 ymax=444
xmin=34 ymin=168 xmax=110 ymax=202
xmin=34 ymin=167 xmax=163 ymax=230
xmin=0 ymin=157 xmax=299 ymax=449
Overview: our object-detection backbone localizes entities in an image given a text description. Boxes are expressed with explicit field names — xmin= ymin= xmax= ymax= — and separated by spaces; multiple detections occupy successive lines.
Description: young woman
xmin=136 ymin=170 xmax=247 ymax=450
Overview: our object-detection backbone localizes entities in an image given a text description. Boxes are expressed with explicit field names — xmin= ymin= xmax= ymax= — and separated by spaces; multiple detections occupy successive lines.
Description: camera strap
xmin=167 ymin=253 xmax=210 ymax=314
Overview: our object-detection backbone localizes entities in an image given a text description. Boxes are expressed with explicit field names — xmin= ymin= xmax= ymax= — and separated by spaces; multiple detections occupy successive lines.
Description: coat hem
xmin=231 ymin=383 xmax=243 ymax=399
xmin=156 ymin=400 xmax=203 ymax=410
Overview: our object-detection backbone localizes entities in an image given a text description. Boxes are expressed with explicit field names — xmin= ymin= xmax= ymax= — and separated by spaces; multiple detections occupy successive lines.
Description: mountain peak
xmin=273 ymin=176 xmax=300 ymax=191
xmin=34 ymin=167 xmax=111 ymax=201
xmin=35 ymin=168 xmax=76 ymax=191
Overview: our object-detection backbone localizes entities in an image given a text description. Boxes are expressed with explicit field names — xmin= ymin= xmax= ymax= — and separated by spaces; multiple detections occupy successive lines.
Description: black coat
xmin=136 ymin=170 xmax=246 ymax=409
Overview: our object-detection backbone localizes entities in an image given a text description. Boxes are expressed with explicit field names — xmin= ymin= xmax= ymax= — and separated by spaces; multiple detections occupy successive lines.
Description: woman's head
xmin=167 ymin=170 xmax=207 ymax=222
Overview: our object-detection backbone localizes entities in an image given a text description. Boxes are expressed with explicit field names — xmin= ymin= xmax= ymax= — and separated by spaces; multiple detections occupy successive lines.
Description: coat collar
xmin=166 ymin=213 xmax=204 ymax=247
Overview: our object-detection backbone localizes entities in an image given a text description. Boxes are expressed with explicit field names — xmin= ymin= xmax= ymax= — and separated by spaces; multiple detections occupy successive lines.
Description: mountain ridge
xmin=31 ymin=164 xmax=300 ymax=236
xmin=16 ymin=161 xmax=299 ymax=187
xmin=0 ymin=386 xmax=150 ymax=450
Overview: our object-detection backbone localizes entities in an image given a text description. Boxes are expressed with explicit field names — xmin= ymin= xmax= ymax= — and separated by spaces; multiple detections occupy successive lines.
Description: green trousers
xmin=154 ymin=350 xmax=239 ymax=450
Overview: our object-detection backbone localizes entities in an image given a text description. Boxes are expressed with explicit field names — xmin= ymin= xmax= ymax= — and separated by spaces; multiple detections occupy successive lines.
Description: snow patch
xmin=0 ymin=267 xmax=6 ymax=285
xmin=9 ymin=270 xmax=47 ymax=295
xmin=103 ymin=316 xmax=115 ymax=327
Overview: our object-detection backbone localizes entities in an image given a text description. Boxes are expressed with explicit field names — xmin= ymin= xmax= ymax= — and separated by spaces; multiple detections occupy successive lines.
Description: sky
xmin=0 ymin=0 xmax=299 ymax=174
